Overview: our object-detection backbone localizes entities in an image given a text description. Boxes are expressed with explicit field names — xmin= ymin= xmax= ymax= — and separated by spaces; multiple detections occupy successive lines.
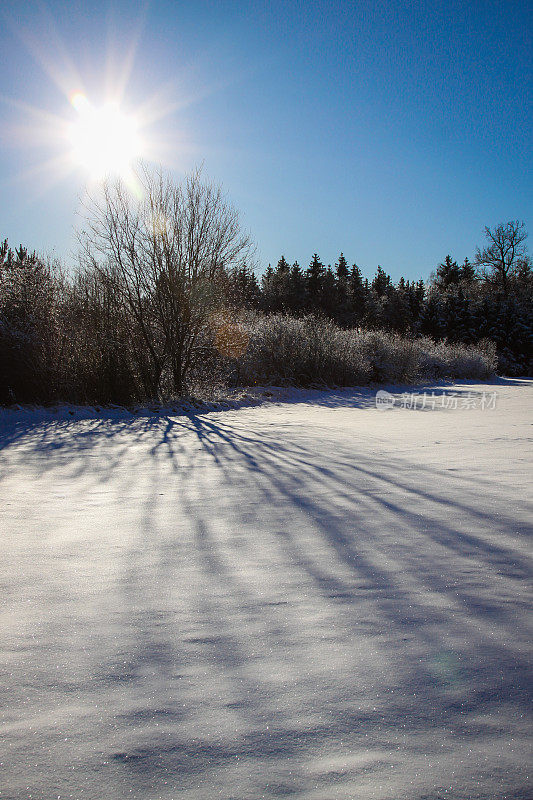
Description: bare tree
xmin=78 ymin=165 xmax=255 ymax=397
xmin=475 ymin=220 xmax=529 ymax=297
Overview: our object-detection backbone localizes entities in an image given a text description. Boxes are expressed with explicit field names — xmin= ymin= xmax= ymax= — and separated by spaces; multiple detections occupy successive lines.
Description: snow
xmin=1 ymin=379 xmax=532 ymax=800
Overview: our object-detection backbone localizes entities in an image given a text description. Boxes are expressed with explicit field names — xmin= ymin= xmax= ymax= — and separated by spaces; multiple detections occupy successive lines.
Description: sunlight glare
xmin=67 ymin=92 xmax=142 ymax=181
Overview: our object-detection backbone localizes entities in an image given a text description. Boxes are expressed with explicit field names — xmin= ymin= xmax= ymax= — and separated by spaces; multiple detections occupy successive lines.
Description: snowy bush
xmin=230 ymin=314 xmax=496 ymax=388
xmin=416 ymin=336 xmax=497 ymax=380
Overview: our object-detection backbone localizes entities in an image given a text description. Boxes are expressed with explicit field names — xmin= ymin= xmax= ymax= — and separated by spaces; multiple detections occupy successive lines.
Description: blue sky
xmin=1 ymin=0 xmax=531 ymax=280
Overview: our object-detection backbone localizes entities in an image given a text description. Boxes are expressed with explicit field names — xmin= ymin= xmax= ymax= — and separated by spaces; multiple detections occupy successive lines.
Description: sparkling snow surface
xmin=1 ymin=380 xmax=532 ymax=800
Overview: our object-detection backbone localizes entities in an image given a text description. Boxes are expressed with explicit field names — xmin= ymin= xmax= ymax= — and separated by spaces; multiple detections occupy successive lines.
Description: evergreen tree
xmin=349 ymin=264 xmax=367 ymax=325
xmin=335 ymin=252 xmax=349 ymax=282
xmin=322 ymin=266 xmax=338 ymax=319
xmin=415 ymin=279 xmax=426 ymax=304
xmin=364 ymin=288 xmax=383 ymax=329
xmin=407 ymin=279 xmax=426 ymax=329
xmin=229 ymin=265 xmax=260 ymax=308
xmin=444 ymin=287 xmax=474 ymax=342
xmin=305 ymin=253 xmax=325 ymax=311
xmin=272 ymin=256 xmax=291 ymax=311
xmin=260 ymin=264 xmax=276 ymax=312
xmin=382 ymin=283 xmax=413 ymax=333
xmin=435 ymin=255 xmax=461 ymax=288
xmin=461 ymin=257 xmax=476 ymax=284
xmin=286 ymin=261 xmax=306 ymax=313
xmin=372 ymin=265 xmax=391 ymax=297
xmin=420 ymin=291 xmax=445 ymax=339
xmin=276 ymin=255 xmax=290 ymax=275
xmin=334 ymin=253 xmax=350 ymax=325
xmin=261 ymin=257 xmax=292 ymax=312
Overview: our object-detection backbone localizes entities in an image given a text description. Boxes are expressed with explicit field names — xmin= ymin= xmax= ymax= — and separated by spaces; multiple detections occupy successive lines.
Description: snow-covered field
xmin=1 ymin=380 xmax=532 ymax=800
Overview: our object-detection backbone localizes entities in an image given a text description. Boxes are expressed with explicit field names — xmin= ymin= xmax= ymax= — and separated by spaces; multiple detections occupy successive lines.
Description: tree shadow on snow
xmin=1 ymin=382 xmax=532 ymax=798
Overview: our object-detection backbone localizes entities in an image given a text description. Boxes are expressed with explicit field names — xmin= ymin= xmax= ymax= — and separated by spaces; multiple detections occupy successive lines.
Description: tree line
xmin=0 ymin=166 xmax=530 ymax=406
xmin=225 ymin=220 xmax=532 ymax=376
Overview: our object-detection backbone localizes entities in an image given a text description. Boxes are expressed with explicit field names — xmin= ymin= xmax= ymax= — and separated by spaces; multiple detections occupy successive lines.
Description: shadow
xmin=2 ymin=376 xmax=530 ymax=454
xmin=1 ymin=383 xmax=532 ymax=799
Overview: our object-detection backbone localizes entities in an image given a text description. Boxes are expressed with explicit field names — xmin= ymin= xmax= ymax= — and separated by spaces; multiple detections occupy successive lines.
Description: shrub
xmin=229 ymin=313 xmax=496 ymax=388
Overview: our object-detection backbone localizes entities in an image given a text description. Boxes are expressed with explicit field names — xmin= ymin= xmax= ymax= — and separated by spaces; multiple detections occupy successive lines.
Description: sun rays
xmin=0 ymin=7 xmax=188 ymax=197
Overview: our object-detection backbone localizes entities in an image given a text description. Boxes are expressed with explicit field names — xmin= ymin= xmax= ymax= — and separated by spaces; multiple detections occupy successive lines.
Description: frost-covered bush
xmin=0 ymin=244 xmax=61 ymax=404
xmin=230 ymin=314 xmax=496 ymax=387
xmin=417 ymin=336 xmax=497 ymax=380
xmin=233 ymin=315 xmax=369 ymax=386
xmin=353 ymin=330 xmax=421 ymax=383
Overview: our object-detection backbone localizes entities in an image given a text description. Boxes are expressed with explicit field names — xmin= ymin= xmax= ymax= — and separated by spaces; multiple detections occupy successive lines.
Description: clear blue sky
xmin=1 ymin=0 xmax=531 ymax=281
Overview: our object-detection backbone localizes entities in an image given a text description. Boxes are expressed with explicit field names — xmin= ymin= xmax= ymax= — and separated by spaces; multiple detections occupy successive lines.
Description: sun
xmin=67 ymin=91 xmax=143 ymax=182
xmin=1 ymin=13 xmax=197 ymax=198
